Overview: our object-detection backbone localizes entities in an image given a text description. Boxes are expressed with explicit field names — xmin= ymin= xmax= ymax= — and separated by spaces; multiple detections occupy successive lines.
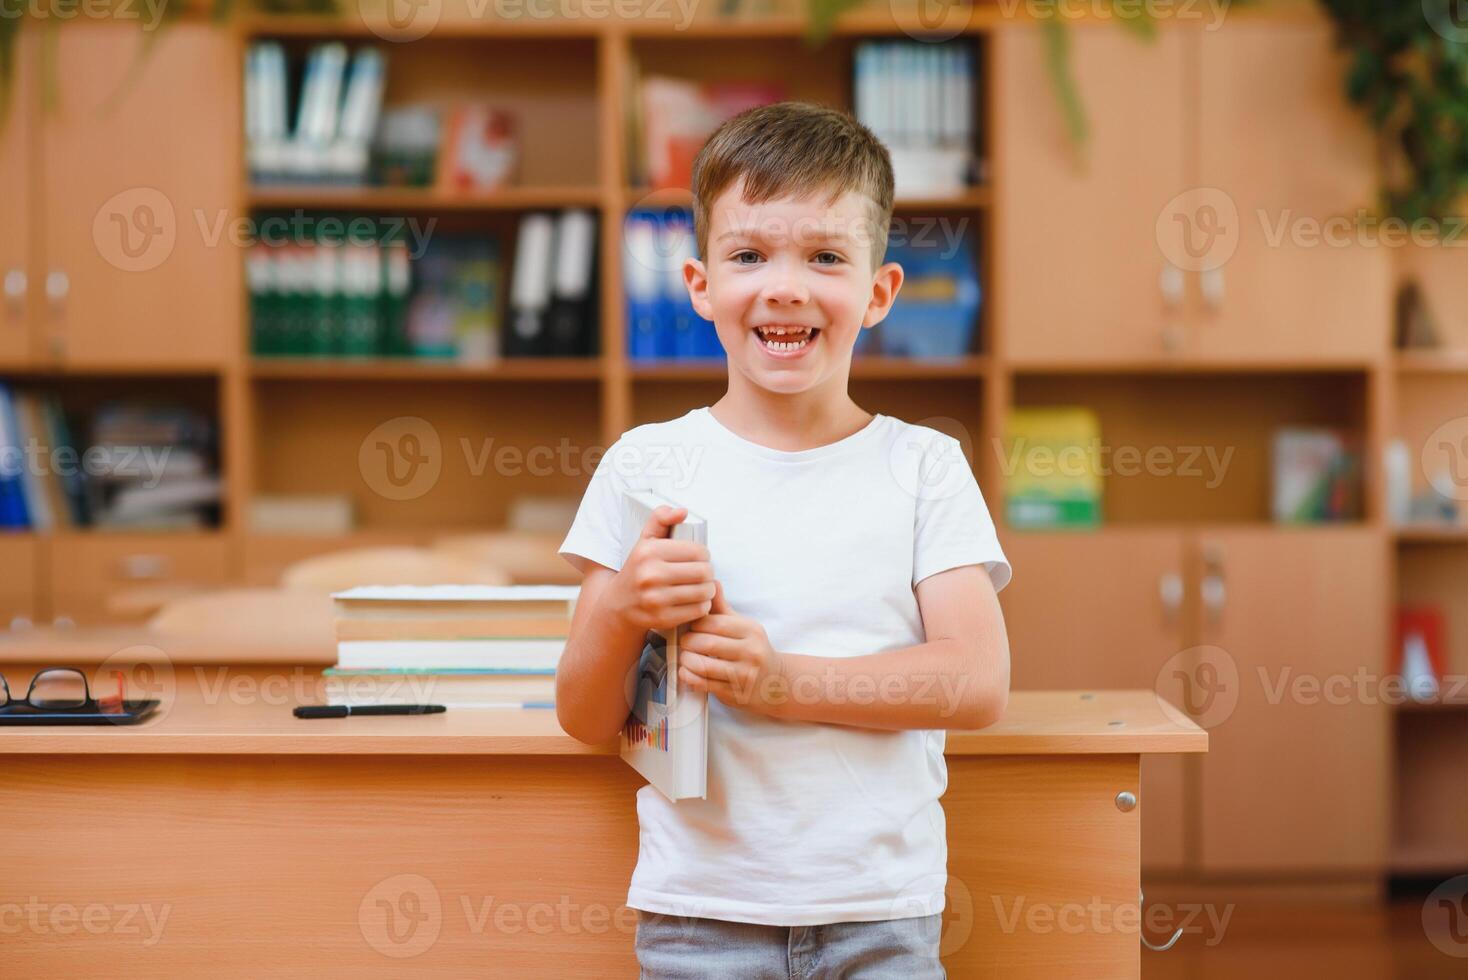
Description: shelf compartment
xmin=1392 ymin=709 xmax=1468 ymax=877
xmin=1010 ymin=372 xmax=1368 ymax=525
xmin=252 ymin=378 xmax=602 ymax=530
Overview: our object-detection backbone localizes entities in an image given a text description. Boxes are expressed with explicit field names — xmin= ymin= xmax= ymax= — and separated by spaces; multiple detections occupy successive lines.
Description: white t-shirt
xmin=558 ymin=406 xmax=1011 ymax=927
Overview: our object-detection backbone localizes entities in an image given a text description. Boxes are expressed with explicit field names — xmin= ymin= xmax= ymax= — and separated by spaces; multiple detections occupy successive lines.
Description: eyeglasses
xmin=0 ymin=667 xmax=123 ymax=712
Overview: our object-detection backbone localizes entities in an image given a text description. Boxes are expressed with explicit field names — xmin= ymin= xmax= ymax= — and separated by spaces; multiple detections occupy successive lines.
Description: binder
xmin=624 ymin=210 xmax=664 ymax=361
xmin=0 ymin=384 xmax=32 ymax=529
xmin=658 ymin=209 xmax=701 ymax=359
xmin=545 ymin=209 xmax=598 ymax=357
xmin=506 ymin=212 xmax=556 ymax=356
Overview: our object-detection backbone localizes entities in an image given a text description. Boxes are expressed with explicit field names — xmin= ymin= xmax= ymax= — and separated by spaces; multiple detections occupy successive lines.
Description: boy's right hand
xmin=607 ymin=505 xmax=716 ymax=632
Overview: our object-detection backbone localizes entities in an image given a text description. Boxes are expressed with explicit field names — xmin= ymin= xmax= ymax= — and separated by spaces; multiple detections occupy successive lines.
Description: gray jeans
xmin=634 ymin=910 xmax=946 ymax=979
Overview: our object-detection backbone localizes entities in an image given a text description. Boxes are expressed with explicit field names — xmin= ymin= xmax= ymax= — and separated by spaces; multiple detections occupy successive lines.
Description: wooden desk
xmin=0 ymin=664 xmax=1204 ymax=978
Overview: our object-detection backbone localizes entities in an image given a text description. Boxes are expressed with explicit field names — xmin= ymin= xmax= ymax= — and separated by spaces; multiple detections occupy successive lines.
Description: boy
xmin=556 ymin=102 xmax=1011 ymax=978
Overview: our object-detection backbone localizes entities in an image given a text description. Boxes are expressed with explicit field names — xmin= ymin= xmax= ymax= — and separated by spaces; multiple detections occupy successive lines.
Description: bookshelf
xmin=0 ymin=2 xmax=1459 ymax=897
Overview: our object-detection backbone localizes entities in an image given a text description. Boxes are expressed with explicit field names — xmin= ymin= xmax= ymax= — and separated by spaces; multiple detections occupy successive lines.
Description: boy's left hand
xmin=678 ymin=582 xmax=785 ymax=716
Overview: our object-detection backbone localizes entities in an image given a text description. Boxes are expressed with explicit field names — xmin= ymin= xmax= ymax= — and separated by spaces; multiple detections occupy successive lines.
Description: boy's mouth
xmin=752 ymin=324 xmax=821 ymax=355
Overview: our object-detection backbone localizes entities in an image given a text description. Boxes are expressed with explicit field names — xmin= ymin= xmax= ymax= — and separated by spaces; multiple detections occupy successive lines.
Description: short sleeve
xmin=558 ymin=442 xmax=632 ymax=573
xmin=911 ymin=435 xmax=1012 ymax=592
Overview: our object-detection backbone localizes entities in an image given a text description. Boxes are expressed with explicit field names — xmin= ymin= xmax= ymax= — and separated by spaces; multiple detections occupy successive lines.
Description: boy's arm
xmin=554 ymin=559 xmax=649 ymax=745
xmin=762 ymin=564 xmax=1009 ymax=732
xmin=678 ymin=563 xmax=1004 ymax=730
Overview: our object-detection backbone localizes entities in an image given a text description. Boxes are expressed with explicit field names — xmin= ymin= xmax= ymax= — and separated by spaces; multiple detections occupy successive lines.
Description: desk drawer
xmin=48 ymin=533 xmax=230 ymax=625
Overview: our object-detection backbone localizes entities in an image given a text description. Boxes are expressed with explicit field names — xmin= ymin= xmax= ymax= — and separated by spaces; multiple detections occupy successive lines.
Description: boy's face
xmin=684 ymin=178 xmax=903 ymax=396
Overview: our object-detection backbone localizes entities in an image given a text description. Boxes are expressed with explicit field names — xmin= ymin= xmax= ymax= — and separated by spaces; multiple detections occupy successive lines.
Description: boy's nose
xmin=761 ymin=273 xmax=809 ymax=306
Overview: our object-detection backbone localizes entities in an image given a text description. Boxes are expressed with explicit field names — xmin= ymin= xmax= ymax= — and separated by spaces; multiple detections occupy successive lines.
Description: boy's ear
xmin=862 ymin=261 xmax=904 ymax=328
xmin=684 ymin=257 xmax=713 ymax=321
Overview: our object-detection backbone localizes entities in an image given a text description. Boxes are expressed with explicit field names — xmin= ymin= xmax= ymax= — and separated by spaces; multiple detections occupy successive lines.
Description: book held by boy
xmin=619 ymin=489 xmax=710 ymax=802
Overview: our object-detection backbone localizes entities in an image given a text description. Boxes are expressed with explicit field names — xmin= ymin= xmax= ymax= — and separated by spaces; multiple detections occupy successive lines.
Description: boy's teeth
xmin=755 ymin=325 xmax=817 ymax=351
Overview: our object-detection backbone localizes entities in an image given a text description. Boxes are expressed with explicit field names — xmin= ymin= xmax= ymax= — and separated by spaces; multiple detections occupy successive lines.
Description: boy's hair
xmin=690 ymin=101 xmax=894 ymax=269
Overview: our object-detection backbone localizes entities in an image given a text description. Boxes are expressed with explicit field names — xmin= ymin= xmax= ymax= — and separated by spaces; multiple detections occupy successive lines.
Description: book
xmin=336 ymin=616 xmax=570 ymax=641
xmin=324 ymin=667 xmax=556 ymax=706
xmin=438 ymin=105 xmax=517 ymax=191
xmin=336 ymin=638 xmax=564 ymax=671
xmin=618 ymin=488 xmax=709 ymax=802
xmin=331 ymin=46 xmax=386 ymax=184
xmin=333 ymin=584 xmax=579 ymax=620
xmin=865 ymin=233 xmax=980 ymax=358
xmin=1004 ymin=408 xmax=1103 ymax=529
xmin=1272 ymin=428 xmax=1361 ymax=524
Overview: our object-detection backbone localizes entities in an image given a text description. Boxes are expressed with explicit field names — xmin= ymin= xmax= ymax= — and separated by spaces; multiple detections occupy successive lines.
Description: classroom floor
xmin=1141 ymin=897 xmax=1466 ymax=978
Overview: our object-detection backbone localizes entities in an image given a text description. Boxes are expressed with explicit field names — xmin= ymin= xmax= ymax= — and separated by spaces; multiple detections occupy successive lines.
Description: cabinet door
xmin=1193 ymin=21 xmax=1389 ymax=360
xmin=999 ymin=529 xmax=1190 ymax=872
xmin=994 ymin=26 xmax=1188 ymax=364
xmin=40 ymin=24 xmax=239 ymax=368
xmin=48 ymin=533 xmax=230 ymax=625
xmin=0 ymin=30 xmax=37 ymax=366
xmin=1193 ymin=527 xmax=1388 ymax=873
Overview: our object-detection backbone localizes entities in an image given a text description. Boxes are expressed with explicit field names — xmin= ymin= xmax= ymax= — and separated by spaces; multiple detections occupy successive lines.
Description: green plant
xmin=1321 ymin=0 xmax=1468 ymax=221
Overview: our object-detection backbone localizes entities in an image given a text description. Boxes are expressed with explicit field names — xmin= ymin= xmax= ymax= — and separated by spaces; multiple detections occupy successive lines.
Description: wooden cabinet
xmin=994 ymin=19 xmax=1387 ymax=364
xmin=0 ymin=30 xmax=37 ymax=367
xmin=47 ymin=533 xmax=230 ymax=625
xmin=1000 ymin=529 xmax=1189 ymax=872
xmin=1193 ymin=22 xmax=1389 ymax=360
xmin=0 ymin=534 xmax=41 ymax=626
xmin=35 ymin=24 xmax=239 ymax=369
xmin=994 ymin=26 xmax=1189 ymax=363
xmin=1002 ymin=526 xmax=1388 ymax=877
xmin=1193 ymin=526 xmax=1389 ymax=873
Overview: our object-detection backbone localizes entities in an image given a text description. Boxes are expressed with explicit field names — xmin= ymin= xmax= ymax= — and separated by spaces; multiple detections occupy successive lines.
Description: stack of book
xmin=246 ymin=42 xmax=387 ymax=186
xmin=325 ymin=585 xmax=579 ymax=709
xmin=853 ymin=40 xmax=978 ymax=198
xmin=85 ymin=403 xmax=220 ymax=531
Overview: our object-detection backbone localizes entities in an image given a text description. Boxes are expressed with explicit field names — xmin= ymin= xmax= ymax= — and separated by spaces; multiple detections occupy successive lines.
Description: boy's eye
xmin=732 ymin=251 xmax=762 ymax=265
xmin=813 ymin=252 xmax=843 ymax=265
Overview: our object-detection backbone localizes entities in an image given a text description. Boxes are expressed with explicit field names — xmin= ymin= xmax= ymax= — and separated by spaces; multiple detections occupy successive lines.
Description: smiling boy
xmin=556 ymin=102 xmax=1011 ymax=978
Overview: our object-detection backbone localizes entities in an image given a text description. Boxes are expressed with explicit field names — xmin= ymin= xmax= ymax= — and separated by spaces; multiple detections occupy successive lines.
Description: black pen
xmin=294 ymin=704 xmax=447 ymax=719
